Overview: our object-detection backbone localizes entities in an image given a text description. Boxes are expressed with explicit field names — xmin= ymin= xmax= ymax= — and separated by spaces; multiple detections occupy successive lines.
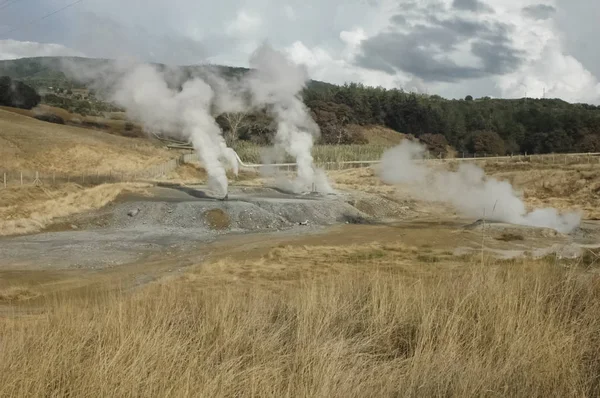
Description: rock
xmin=70 ymin=224 xmax=78 ymax=230
xmin=128 ymin=208 xmax=140 ymax=217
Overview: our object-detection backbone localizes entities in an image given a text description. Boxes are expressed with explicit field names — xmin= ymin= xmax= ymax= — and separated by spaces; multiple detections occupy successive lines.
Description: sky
xmin=0 ymin=0 xmax=599 ymax=103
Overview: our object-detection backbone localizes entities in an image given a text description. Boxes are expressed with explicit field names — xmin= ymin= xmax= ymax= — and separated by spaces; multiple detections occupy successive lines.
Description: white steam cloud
xmin=109 ymin=64 xmax=237 ymax=196
xmin=379 ymin=141 xmax=582 ymax=233
xmin=61 ymin=44 xmax=332 ymax=194
xmin=247 ymin=44 xmax=333 ymax=193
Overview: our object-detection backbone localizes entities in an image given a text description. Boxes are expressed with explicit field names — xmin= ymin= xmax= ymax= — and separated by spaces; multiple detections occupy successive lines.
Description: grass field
xmin=0 ymin=109 xmax=175 ymax=174
xmin=3 ymin=109 xmax=600 ymax=396
xmin=2 ymin=245 xmax=600 ymax=397
xmin=0 ymin=105 xmax=146 ymax=138
xmin=233 ymin=141 xmax=391 ymax=164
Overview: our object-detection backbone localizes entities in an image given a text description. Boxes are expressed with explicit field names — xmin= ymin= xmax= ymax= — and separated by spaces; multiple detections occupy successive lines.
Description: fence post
xmin=33 ymin=171 xmax=41 ymax=186
xmin=20 ymin=172 xmax=23 ymax=186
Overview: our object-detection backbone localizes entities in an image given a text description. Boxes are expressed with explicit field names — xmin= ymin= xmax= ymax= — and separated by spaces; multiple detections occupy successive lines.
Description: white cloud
xmin=284 ymin=39 xmax=405 ymax=88
xmin=491 ymin=0 xmax=600 ymax=103
xmin=225 ymin=10 xmax=262 ymax=36
xmin=283 ymin=5 xmax=296 ymax=20
xmin=0 ymin=39 xmax=85 ymax=60
xmin=1 ymin=0 xmax=598 ymax=103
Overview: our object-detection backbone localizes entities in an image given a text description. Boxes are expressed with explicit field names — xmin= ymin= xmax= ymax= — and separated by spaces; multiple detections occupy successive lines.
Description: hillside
xmin=2 ymin=56 xmax=600 ymax=153
xmin=0 ymin=109 xmax=173 ymax=174
xmin=0 ymin=57 xmax=336 ymax=93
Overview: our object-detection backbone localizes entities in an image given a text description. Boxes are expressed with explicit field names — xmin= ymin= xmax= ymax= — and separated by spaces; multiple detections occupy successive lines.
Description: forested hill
xmin=305 ymin=85 xmax=600 ymax=155
xmin=2 ymin=56 xmax=600 ymax=155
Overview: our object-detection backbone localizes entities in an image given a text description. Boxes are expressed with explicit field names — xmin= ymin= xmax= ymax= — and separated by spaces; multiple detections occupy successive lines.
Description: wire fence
xmin=2 ymin=151 xmax=600 ymax=190
xmin=0 ymin=158 xmax=182 ymax=189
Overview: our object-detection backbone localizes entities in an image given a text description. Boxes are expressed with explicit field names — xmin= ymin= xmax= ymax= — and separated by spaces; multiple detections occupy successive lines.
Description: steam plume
xmin=65 ymin=60 xmax=236 ymax=196
xmin=379 ymin=140 xmax=581 ymax=233
xmin=246 ymin=44 xmax=332 ymax=193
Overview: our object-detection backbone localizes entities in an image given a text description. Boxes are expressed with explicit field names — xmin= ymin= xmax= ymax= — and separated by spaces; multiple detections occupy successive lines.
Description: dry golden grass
xmin=0 ymin=109 xmax=173 ymax=174
xmin=0 ymin=105 xmax=146 ymax=137
xmin=329 ymin=162 xmax=600 ymax=218
xmin=0 ymin=182 xmax=150 ymax=236
xmin=484 ymin=162 xmax=600 ymax=219
xmin=0 ymin=287 xmax=39 ymax=303
xmin=346 ymin=124 xmax=406 ymax=145
xmin=2 ymin=244 xmax=600 ymax=396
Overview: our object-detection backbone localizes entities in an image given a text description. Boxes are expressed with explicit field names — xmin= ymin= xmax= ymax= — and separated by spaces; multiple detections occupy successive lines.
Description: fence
xmin=0 ymin=158 xmax=182 ymax=189
xmin=2 ymin=151 xmax=600 ymax=190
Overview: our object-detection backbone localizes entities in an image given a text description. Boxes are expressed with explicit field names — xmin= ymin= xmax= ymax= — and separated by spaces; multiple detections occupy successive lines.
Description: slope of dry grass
xmin=346 ymin=124 xmax=406 ymax=145
xmin=0 ymin=182 xmax=150 ymax=236
xmin=0 ymin=105 xmax=146 ymax=138
xmin=330 ymin=162 xmax=600 ymax=218
xmin=0 ymin=109 xmax=173 ymax=174
xmin=1 ymin=244 xmax=600 ymax=397
xmin=484 ymin=163 xmax=600 ymax=217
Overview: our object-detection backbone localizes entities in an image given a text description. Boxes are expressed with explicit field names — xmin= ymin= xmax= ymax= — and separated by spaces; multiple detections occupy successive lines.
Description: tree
xmin=0 ymin=76 xmax=40 ymax=109
xmin=465 ymin=95 xmax=474 ymax=101
xmin=419 ymin=133 xmax=449 ymax=157
xmin=576 ymin=134 xmax=600 ymax=153
xmin=217 ymin=112 xmax=249 ymax=146
xmin=470 ymin=131 xmax=506 ymax=156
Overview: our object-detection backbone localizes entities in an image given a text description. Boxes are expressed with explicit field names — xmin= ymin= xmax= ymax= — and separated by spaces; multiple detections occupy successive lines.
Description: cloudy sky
xmin=0 ymin=0 xmax=599 ymax=103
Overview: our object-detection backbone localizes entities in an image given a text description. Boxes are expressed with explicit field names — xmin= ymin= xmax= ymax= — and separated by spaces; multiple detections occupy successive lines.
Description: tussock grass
xmin=0 ymin=287 xmax=38 ymax=303
xmin=2 ymin=244 xmax=600 ymax=396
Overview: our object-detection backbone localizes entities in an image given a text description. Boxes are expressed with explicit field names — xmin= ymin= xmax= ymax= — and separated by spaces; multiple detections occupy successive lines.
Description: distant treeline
xmin=303 ymin=83 xmax=600 ymax=155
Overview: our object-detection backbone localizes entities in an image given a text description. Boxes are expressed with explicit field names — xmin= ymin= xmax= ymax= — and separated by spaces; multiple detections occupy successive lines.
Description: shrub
xmin=0 ymin=76 xmax=41 ymax=109
xmin=33 ymin=114 xmax=65 ymax=124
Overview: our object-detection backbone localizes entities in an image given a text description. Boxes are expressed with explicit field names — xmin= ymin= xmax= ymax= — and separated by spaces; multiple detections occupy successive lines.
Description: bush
xmin=0 ymin=76 xmax=40 ymax=109
xmin=33 ymin=114 xmax=65 ymax=124
xmin=419 ymin=133 xmax=449 ymax=157
xmin=576 ymin=134 xmax=600 ymax=153
xmin=470 ymin=130 xmax=506 ymax=156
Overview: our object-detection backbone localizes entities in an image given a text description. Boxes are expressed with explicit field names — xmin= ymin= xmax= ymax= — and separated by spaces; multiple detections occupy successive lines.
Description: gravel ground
xmin=0 ymin=185 xmax=401 ymax=269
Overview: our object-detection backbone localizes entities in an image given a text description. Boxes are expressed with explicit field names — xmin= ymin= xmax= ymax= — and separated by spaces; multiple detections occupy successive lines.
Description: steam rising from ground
xmin=62 ymin=44 xmax=331 ymax=195
xmin=115 ymin=66 xmax=239 ymax=195
xmin=379 ymin=141 xmax=581 ymax=233
xmin=64 ymin=60 xmax=237 ymax=196
xmin=247 ymin=44 xmax=333 ymax=193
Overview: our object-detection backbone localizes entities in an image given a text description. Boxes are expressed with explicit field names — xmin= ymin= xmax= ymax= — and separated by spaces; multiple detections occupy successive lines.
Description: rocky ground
xmin=0 ymin=185 xmax=413 ymax=269
xmin=1 ymin=184 xmax=599 ymax=271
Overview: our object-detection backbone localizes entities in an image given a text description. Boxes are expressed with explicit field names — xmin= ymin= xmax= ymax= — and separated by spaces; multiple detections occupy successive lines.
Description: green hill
xmin=2 ymin=56 xmax=600 ymax=154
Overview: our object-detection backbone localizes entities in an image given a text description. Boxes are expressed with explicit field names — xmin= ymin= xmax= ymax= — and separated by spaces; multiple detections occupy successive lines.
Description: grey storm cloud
xmin=452 ymin=0 xmax=493 ymax=13
xmin=522 ymin=4 xmax=556 ymax=20
xmin=356 ymin=13 xmax=523 ymax=82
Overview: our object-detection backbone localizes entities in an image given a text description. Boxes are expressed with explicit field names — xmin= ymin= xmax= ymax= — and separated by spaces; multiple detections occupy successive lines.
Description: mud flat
xmin=0 ymin=185 xmax=409 ymax=269
xmin=1 ymin=184 xmax=598 ymax=271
